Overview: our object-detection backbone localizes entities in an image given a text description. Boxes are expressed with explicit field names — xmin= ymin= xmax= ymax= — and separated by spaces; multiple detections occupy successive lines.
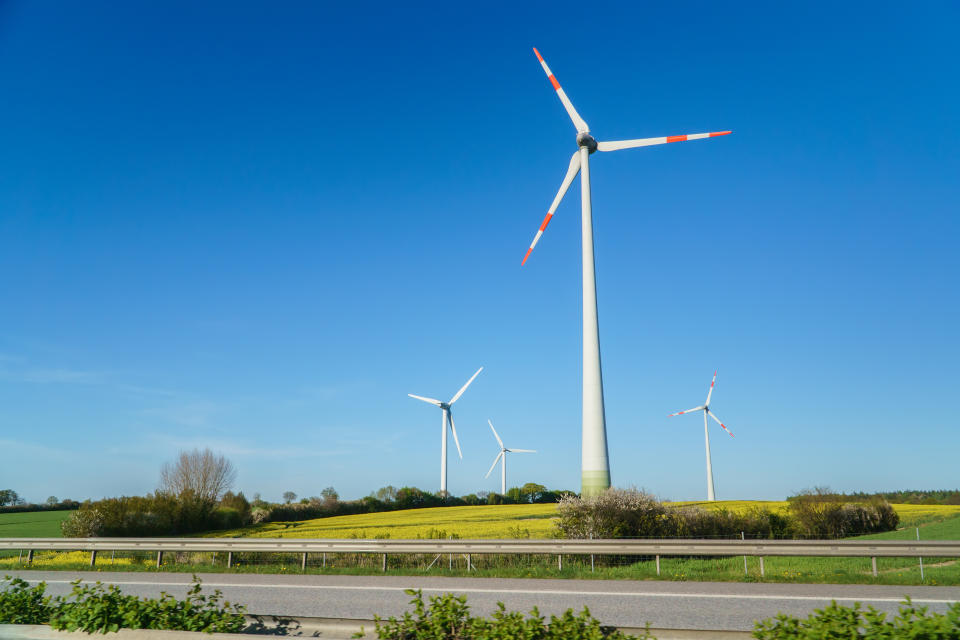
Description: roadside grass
xmin=2 ymin=546 xmax=956 ymax=586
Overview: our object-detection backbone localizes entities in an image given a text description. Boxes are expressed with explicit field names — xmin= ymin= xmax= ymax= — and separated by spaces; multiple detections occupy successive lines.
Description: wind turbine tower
xmin=522 ymin=48 xmax=731 ymax=496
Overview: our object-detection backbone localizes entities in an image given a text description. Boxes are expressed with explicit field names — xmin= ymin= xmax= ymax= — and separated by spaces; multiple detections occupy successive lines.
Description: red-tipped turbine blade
xmin=597 ymin=131 xmax=731 ymax=152
xmin=522 ymin=151 xmax=580 ymax=265
xmin=532 ymin=48 xmax=590 ymax=133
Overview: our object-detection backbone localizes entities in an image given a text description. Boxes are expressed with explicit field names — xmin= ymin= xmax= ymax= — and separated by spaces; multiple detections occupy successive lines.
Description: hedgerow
xmin=555 ymin=488 xmax=897 ymax=539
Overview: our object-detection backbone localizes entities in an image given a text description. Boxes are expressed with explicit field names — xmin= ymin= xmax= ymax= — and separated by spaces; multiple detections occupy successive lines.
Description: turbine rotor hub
xmin=577 ymin=132 xmax=598 ymax=153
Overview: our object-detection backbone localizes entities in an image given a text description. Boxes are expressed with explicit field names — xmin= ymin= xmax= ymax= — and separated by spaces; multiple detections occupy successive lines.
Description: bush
xmin=366 ymin=589 xmax=650 ymax=640
xmin=555 ymin=488 xmax=669 ymax=538
xmin=0 ymin=576 xmax=53 ymax=624
xmin=0 ymin=575 xmax=246 ymax=633
xmin=48 ymin=576 xmax=246 ymax=634
xmin=753 ymin=598 xmax=960 ymax=639
xmin=788 ymin=492 xmax=899 ymax=538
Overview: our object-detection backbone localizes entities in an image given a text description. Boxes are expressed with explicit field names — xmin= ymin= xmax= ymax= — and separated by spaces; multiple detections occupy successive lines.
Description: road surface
xmin=6 ymin=570 xmax=959 ymax=632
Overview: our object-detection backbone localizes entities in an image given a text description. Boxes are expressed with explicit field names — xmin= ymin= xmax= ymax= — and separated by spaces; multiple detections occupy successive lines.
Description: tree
xmin=375 ymin=485 xmax=398 ymax=503
xmin=159 ymin=448 xmax=237 ymax=505
xmin=520 ymin=483 xmax=547 ymax=503
xmin=0 ymin=489 xmax=19 ymax=507
xmin=46 ymin=496 xmax=59 ymax=506
xmin=282 ymin=491 xmax=297 ymax=504
xmin=320 ymin=487 xmax=339 ymax=501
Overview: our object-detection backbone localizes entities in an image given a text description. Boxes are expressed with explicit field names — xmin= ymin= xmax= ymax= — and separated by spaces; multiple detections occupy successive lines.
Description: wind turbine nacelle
xmin=576 ymin=133 xmax=598 ymax=153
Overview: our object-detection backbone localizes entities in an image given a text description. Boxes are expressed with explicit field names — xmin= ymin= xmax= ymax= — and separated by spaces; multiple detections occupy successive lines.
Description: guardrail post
xmin=558 ymin=554 xmax=562 ymax=571
xmin=655 ymin=554 xmax=660 ymax=576
xmin=323 ymin=552 xmax=326 ymax=568
xmin=89 ymin=550 xmax=97 ymax=568
xmin=467 ymin=553 xmax=472 ymax=571
xmin=26 ymin=550 xmax=33 ymax=565
xmin=742 ymin=532 xmax=748 ymax=575
xmin=227 ymin=551 xmax=233 ymax=568
xmin=301 ymin=552 xmax=307 ymax=572
xmin=382 ymin=553 xmax=387 ymax=572
xmin=759 ymin=556 xmax=764 ymax=577
xmin=871 ymin=556 xmax=878 ymax=577
xmin=917 ymin=528 xmax=924 ymax=582
xmin=156 ymin=551 xmax=163 ymax=568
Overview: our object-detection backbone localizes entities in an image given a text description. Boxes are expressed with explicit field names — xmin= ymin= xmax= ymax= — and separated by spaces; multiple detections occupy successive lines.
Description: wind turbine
xmin=521 ymin=48 xmax=731 ymax=497
xmin=484 ymin=419 xmax=536 ymax=495
xmin=408 ymin=367 xmax=483 ymax=496
xmin=668 ymin=370 xmax=735 ymax=501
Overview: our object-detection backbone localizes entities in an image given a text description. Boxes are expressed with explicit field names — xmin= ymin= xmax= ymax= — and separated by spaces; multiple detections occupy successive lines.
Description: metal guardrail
xmin=2 ymin=536 xmax=958 ymax=557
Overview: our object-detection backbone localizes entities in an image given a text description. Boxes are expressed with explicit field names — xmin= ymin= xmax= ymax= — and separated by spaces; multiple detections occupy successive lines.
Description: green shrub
xmin=0 ymin=575 xmax=247 ymax=634
xmin=753 ymin=598 xmax=960 ymax=639
xmin=363 ymin=589 xmax=650 ymax=639
xmin=788 ymin=492 xmax=899 ymax=538
xmin=0 ymin=576 xmax=53 ymax=624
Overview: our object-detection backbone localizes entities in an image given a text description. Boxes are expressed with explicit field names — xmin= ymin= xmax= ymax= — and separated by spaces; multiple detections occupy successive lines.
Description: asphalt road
xmin=6 ymin=570 xmax=960 ymax=632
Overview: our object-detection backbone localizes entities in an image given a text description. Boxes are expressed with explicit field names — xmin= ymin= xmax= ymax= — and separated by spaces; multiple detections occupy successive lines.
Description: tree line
xmin=58 ymin=448 xmax=572 ymax=537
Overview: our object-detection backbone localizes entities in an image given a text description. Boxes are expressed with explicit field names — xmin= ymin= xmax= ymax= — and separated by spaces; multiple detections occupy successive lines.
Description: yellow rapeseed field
xmin=207 ymin=503 xmax=560 ymax=540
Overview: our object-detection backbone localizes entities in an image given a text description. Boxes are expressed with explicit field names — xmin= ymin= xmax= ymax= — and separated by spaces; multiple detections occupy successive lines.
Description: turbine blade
xmin=705 ymin=369 xmax=718 ymax=405
xmin=485 ymin=451 xmax=504 ymax=479
xmin=668 ymin=406 xmax=705 ymax=417
xmin=532 ymin=48 xmax=589 ymax=133
xmin=408 ymin=394 xmax=442 ymax=406
xmin=448 ymin=411 xmax=463 ymax=458
xmin=708 ymin=411 xmax=735 ymax=437
xmin=597 ymin=131 xmax=731 ymax=152
xmin=449 ymin=367 xmax=483 ymax=404
xmin=507 ymin=449 xmax=536 ymax=453
xmin=522 ymin=151 xmax=581 ymax=265
xmin=488 ymin=419 xmax=504 ymax=449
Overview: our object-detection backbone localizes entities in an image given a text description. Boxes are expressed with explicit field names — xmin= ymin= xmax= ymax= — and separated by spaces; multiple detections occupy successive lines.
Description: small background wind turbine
xmin=408 ymin=367 xmax=483 ymax=496
xmin=522 ymin=48 xmax=730 ymax=497
xmin=484 ymin=419 xmax=536 ymax=495
xmin=668 ymin=370 xmax=735 ymax=501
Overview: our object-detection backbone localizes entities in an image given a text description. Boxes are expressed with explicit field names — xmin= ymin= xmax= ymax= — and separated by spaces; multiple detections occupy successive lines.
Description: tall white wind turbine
xmin=408 ymin=367 xmax=483 ymax=496
xmin=522 ymin=48 xmax=731 ymax=497
xmin=484 ymin=419 xmax=536 ymax=495
xmin=668 ymin=370 xmax=735 ymax=501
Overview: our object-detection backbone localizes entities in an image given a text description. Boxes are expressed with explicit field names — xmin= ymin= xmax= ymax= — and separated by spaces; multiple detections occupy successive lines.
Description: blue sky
xmin=1 ymin=2 xmax=958 ymax=503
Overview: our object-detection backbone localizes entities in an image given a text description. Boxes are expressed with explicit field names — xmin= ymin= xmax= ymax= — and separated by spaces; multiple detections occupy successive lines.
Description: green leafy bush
xmin=753 ymin=598 xmax=960 ymax=639
xmin=0 ymin=574 xmax=246 ymax=634
xmin=47 ymin=577 xmax=246 ymax=634
xmin=0 ymin=576 xmax=53 ymax=624
xmin=362 ymin=589 xmax=650 ymax=639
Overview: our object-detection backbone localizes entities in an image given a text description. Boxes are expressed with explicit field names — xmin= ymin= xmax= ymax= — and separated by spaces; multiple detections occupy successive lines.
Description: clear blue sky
xmin=2 ymin=2 xmax=958 ymax=504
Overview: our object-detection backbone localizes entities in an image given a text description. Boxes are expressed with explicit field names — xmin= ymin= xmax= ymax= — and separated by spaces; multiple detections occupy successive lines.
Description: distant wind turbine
xmin=668 ymin=370 xmax=735 ymax=501
xmin=522 ymin=48 xmax=731 ymax=497
xmin=408 ymin=367 xmax=483 ymax=495
xmin=484 ymin=419 xmax=536 ymax=495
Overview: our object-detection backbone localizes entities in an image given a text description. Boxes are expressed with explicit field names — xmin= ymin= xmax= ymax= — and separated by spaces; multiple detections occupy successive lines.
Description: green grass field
xmin=0 ymin=510 xmax=72 ymax=538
